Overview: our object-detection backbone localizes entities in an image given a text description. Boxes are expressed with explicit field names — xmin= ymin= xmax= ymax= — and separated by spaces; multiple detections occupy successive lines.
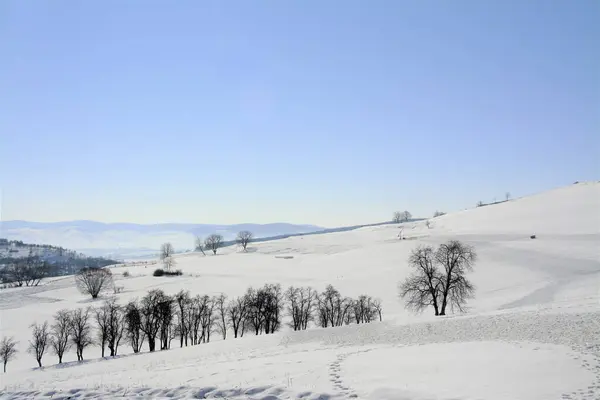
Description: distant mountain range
xmin=0 ymin=220 xmax=323 ymax=259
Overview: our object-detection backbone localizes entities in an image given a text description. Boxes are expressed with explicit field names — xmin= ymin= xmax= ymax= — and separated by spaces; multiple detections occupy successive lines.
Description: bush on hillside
xmin=75 ymin=268 xmax=114 ymax=299
xmin=153 ymin=268 xmax=182 ymax=277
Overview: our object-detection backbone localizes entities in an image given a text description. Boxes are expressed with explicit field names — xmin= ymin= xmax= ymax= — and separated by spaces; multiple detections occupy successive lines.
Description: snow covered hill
xmin=0 ymin=182 xmax=598 ymax=400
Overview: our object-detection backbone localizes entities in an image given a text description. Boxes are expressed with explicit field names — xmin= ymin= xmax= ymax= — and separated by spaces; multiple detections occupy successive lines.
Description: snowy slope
xmin=0 ymin=182 xmax=599 ymax=400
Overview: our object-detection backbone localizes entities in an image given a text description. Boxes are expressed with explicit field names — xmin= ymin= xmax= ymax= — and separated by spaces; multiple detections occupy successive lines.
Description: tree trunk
xmin=4 ymin=361 xmax=6 ymax=373
xmin=37 ymin=358 xmax=42 ymax=368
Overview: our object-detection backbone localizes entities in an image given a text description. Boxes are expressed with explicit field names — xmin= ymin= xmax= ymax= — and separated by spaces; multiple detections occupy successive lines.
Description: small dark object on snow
xmin=530 ymin=235 xmax=536 ymax=239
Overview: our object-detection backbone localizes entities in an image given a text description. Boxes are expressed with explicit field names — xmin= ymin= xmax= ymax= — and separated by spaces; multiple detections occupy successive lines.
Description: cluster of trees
xmin=1 ymin=306 xmax=99 ymax=372
xmin=1 ymin=249 xmax=117 ymax=287
xmin=1 ymin=251 xmax=50 ymax=287
xmin=1 ymin=284 xmax=382 ymax=372
xmin=192 ymin=230 xmax=254 ymax=257
xmin=392 ymin=211 xmax=412 ymax=224
xmin=399 ymin=240 xmax=477 ymax=316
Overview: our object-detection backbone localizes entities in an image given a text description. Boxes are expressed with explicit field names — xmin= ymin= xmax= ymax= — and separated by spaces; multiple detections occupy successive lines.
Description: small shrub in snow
xmin=153 ymin=268 xmax=165 ymax=277
xmin=122 ymin=271 xmax=130 ymax=278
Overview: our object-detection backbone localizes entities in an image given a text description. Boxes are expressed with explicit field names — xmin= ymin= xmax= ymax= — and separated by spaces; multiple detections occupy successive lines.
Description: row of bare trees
xmin=3 ymin=250 xmax=50 ymax=287
xmin=1 ymin=284 xmax=382 ymax=372
xmin=1 ymin=306 xmax=97 ymax=372
xmin=192 ymin=230 xmax=254 ymax=256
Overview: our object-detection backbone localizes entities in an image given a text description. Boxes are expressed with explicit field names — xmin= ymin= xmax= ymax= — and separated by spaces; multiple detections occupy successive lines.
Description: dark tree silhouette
xmin=286 ymin=286 xmax=316 ymax=331
xmin=70 ymin=308 xmax=93 ymax=361
xmin=140 ymin=289 xmax=168 ymax=352
xmin=236 ymin=231 xmax=253 ymax=251
xmin=215 ymin=293 xmax=229 ymax=340
xmin=50 ymin=310 xmax=71 ymax=364
xmin=124 ymin=301 xmax=145 ymax=353
xmin=204 ymin=234 xmax=224 ymax=255
xmin=28 ymin=321 xmax=49 ymax=368
xmin=0 ymin=337 xmax=18 ymax=373
xmin=436 ymin=240 xmax=477 ymax=315
xmin=174 ymin=290 xmax=191 ymax=347
xmin=75 ymin=268 xmax=113 ymax=299
xmin=399 ymin=246 xmax=442 ymax=315
xmin=399 ymin=241 xmax=476 ymax=316
xmin=227 ymin=296 xmax=248 ymax=338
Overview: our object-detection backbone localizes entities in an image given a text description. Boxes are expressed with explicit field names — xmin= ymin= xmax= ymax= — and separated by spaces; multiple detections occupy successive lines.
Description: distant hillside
xmin=0 ymin=221 xmax=324 ymax=258
xmin=0 ymin=238 xmax=118 ymax=283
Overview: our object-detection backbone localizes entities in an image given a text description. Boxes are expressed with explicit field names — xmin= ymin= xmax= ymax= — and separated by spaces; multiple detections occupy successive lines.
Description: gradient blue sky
xmin=1 ymin=0 xmax=598 ymax=227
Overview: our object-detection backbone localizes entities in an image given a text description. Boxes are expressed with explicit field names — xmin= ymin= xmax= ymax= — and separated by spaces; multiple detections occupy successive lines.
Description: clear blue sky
xmin=1 ymin=0 xmax=598 ymax=227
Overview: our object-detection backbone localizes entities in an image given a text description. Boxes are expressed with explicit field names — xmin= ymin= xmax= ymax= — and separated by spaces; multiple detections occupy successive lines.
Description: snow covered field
xmin=1 ymin=182 xmax=599 ymax=399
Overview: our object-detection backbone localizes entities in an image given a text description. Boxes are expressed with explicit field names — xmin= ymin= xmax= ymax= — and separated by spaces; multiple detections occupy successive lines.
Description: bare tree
xmin=50 ymin=310 xmax=71 ymax=364
xmin=70 ymin=308 xmax=93 ymax=361
xmin=402 ymin=211 xmax=412 ymax=222
xmin=433 ymin=211 xmax=446 ymax=218
xmin=372 ymin=298 xmax=383 ymax=321
xmin=157 ymin=294 xmax=174 ymax=350
xmin=106 ymin=301 xmax=125 ymax=356
xmin=316 ymin=285 xmax=352 ymax=328
xmin=215 ymin=293 xmax=229 ymax=340
xmin=227 ymin=296 xmax=248 ymax=338
xmin=204 ymin=234 xmax=224 ymax=255
xmin=95 ymin=304 xmax=110 ymax=357
xmin=353 ymin=295 xmax=378 ymax=324
xmin=476 ymin=200 xmax=484 ymax=207
xmin=174 ymin=290 xmax=191 ymax=347
xmin=124 ymin=301 xmax=145 ymax=353
xmin=28 ymin=321 xmax=50 ymax=368
xmin=392 ymin=211 xmax=402 ymax=224
xmin=160 ymin=243 xmax=176 ymax=271
xmin=399 ymin=241 xmax=476 ymax=316
xmin=140 ymin=289 xmax=166 ymax=352
xmin=435 ymin=240 xmax=476 ymax=315
xmin=505 ymin=192 xmax=511 ymax=201
xmin=199 ymin=295 xmax=216 ymax=343
xmin=0 ymin=337 xmax=18 ymax=373
xmin=194 ymin=236 xmax=206 ymax=256
xmin=425 ymin=220 xmax=431 ymax=229
xmin=236 ymin=231 xmax=253 ymax=251
xmin=399 ymin=245 xmax=442 ymax=315
xmin=75 ymin=268 xmax=113 ymax=299
xmin=95 ymin=300 xmax=125 ymax=357
xmin=286 ymin=286 xmax=315 ymax=331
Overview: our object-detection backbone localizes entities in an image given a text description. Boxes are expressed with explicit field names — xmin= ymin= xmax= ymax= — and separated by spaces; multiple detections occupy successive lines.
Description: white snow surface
xmin=1 ymin=182 xmax=599 ymax=399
